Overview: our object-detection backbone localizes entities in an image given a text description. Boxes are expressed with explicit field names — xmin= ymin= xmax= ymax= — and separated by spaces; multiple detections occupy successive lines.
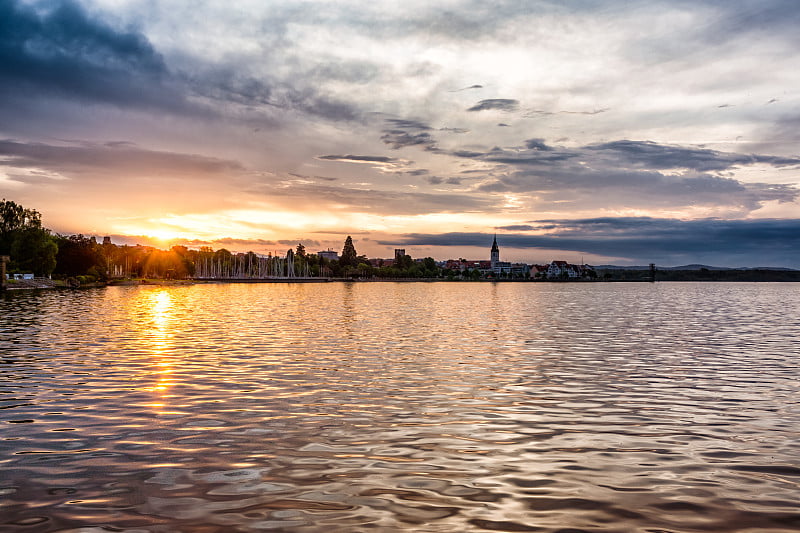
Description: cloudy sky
xmin=1 ymin=0 xmax=799 ymax=266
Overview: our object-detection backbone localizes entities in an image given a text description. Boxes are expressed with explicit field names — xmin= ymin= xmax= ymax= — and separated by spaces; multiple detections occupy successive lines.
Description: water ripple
xmin=1 ymin=282 xmax=799 ymax=531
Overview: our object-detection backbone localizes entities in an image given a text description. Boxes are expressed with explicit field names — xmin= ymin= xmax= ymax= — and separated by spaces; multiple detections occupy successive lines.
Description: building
xmin=545 ymin=261 xmax=595 ymax=279
xmin=317 ymin=249 xmax=339 ymax=261
xmin=489 ymin=235 xmax=514 ymax=275
xmin=369 ymin=258 xmax=395 ymax=268
xmin=530 ymin=264 xmax=549 ymax=278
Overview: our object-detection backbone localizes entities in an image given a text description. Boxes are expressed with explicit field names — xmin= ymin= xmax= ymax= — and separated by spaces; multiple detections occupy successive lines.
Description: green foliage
xmin=395 ymin=254 xmax=413 ymax=270
xmin=10 ymin=226 xmax=57 ymax=276
xmin=1 ymin=199 xmax=57 ymax=276
xmin=1 ymin=199 xmax=42 ymax=251
xmin=53 ymin=234 xmax=106 ymax=278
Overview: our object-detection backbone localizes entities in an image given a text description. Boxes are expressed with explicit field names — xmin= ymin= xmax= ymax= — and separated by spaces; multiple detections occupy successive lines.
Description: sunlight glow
xmin=134 ymin=289 xmax=179 ymax=403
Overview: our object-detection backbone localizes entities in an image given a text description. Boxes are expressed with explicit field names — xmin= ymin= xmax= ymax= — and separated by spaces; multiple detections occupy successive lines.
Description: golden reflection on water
xmin=132 ymin=289 xmax=177 ymax=402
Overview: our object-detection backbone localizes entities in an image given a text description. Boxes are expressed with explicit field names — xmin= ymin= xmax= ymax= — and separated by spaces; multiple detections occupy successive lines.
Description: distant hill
xmin=595 ymin=264 xmax=797 ymax=271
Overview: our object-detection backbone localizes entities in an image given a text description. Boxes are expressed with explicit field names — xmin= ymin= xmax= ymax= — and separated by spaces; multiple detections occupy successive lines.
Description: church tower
xmin=490 ymin=234 xmax=500 ymax=269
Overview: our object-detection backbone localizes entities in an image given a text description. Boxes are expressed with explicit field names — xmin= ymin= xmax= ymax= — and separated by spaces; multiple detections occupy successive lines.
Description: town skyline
xmin=2 ymin=1 xmax=799 ymax=267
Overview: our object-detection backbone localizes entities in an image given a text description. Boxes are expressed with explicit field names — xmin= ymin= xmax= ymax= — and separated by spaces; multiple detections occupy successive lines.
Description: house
xmin=546 ymin=261 xmax=595 ymax=279
xmin=530 ymin=264 xmax=549 ymax=277
xmin=547 ymin=261 xmax=580 ymax=278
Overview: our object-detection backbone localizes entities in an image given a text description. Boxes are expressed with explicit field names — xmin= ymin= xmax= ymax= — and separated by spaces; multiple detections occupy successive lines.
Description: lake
xmin=1 ymin=282 xmax=799 ymax=532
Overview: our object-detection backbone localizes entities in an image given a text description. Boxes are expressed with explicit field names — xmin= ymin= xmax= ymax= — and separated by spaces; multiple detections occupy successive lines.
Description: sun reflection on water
xmin=135 ymin=289 xmax=177 ymax=400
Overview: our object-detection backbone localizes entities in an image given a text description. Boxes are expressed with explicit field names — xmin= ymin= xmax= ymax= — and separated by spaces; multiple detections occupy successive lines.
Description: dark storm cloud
xmin=524 ymin=138 xmax=554 ymax=151
xmin=283 ymin=89 xmax=361 ymax=121
xmin=450 ymin=138 xmax=800 ymax=175
xmin=380 ymin=118 xmax=439 ymax=150
xmin=565 ymin=108 xmax=609 ymax=115
xmin=477 ymin=167 xmax=796 ymax=210
xmin=0 ymin=139 xmax=244 ymax=178
xmin=159 ymin=58 xmax=362 ymax=122
xmin=288 ymin=173 xmax=338 ymax=182
xmin=480 ymin=147 xmax=577 ymax=165
xmin=305 ymin=60 xmax=382 ymax=84
xmin=316 ymin=153 xmax=414 ymax=173
xmin=754 ymin=113 xmax=800 ymax=151
xmin=188 ymin=69 xmax=274 ymax=107
xmin=467 ymin=99 xmax=519 ymax=112
xmin=587 ymin=140 xmax=800 ymax=172
xmin=696 ymin=0 xmax=800 ymax=45
xmin=381 ymin=130 xmax=438 ymax=150
xmin=523 ymin=108 xmax=609 ymax=117
xmin=449 ymin=84 xmax=483 ymax=92
xmin=426 ymin=176 xmax=463 ymax=185
xmin=450 ymin=150 xmax=484 ymax=158
xmin=385 ymin=119 xmax=433 ymax=130
xmin=277 ymin=239 xmax=322 ymax=247
xmin=0 ymin=0 xmax=365 ymax=124
xmin=0 ymin=0 xmax=182 ymax=110
xmin=175 ymin=237 xmax=306 ymax=249
xmin=317 ymin=154 xmax=400 ymax=164
xmin=434 ymin=137 xmax=799 ymax=211
xmin=495 ymin=224 xmax=536 ymax=231
xmin=4 ymin=170 xmax=63 ymax=185
xmin=214 ymin=238 xmax=280 ymax=247
xmin=380 ymin=218 xmax=800 ymax=267
xmin=259 ymin=182 xmax=493 ymax=215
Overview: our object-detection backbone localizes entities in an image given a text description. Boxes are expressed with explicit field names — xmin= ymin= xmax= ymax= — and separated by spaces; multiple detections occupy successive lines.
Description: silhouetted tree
xmin=54 ymin=234 xmax=105 ymax=278
xmin=340 ymin=236 xmax=358 ymax=267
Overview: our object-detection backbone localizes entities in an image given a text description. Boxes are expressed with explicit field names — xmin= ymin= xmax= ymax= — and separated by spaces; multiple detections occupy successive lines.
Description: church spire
xmin=490 ymin=233 xmax=500 ymax=267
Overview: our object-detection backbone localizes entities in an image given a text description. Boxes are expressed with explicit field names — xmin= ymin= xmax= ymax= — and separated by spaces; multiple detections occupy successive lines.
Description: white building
xmin=547 ymin=261 xmax=580 ymax=278
xmin=317 ymin=249 xmax=339 ymax=261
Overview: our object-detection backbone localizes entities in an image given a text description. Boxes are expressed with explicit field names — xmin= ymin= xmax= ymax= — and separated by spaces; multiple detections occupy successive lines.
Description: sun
xmin=146 ymin=228 xmax=182 ymax=244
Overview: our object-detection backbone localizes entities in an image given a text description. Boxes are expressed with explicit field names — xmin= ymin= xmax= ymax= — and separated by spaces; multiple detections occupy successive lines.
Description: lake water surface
xmin=2 ymin=282 xmax=799 ymax=532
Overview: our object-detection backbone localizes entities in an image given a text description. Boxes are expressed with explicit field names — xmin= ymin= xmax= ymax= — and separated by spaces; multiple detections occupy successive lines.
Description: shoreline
xmin=6 ymin=269 xmax=800 ymax=291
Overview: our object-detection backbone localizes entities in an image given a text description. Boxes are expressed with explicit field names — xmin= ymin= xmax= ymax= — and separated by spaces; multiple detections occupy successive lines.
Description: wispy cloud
xmin=449 ymin=84 xmax=483 ymax=92
xmin=316 ymin=153 xmax=414 ymax=172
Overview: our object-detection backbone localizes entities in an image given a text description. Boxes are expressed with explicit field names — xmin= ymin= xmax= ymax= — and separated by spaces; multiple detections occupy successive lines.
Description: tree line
xmin=0 ymin=201 xmax=449 ymax=282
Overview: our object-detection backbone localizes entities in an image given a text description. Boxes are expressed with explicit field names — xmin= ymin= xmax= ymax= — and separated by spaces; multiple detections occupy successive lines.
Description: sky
xmin=1 ymin=0 xmax=799 ymax=267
